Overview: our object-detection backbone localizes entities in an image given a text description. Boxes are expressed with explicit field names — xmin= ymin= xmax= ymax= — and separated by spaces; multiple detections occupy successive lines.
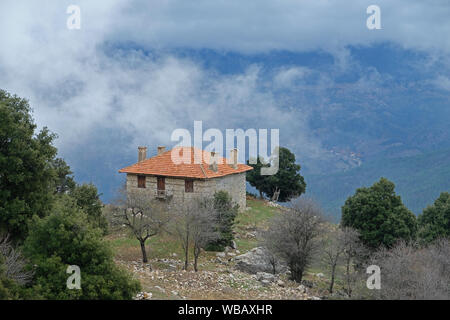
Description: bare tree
xmin=319 ymin=226 xmax=366 ymax=296
xmin=192 ymin=199 xmax=220 ymax=272
xmin=340 ymin=227 xmax=366 ymax=297
xmin=171 ymin=197 xmax=219 ymax=271
xmin=364 ymin=239 xmax=450 ymax=300
xmin=113 ymin=189 xmax=170 ymax=265
xmin=266 ymin=250 xmax=282 ymax=275
xmin=259 ymin=234 xmax=286 ymax=275
xmin=263 ymin=198 xmax=324 ymax=282
xmin=0 ymin=234 xmax=33 ymax=285
xmin=321 ymin=228 xmax=346 ymax=294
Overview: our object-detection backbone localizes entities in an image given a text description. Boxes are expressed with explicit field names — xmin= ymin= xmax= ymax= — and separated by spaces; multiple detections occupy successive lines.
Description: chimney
xmin=157 ymin=146 xmax=166 ymax=155
xmin=229 ymin=149 xmax=238 ymax=169
xmin=209 ymin=151 xmax=218 ymax=172
xmin=138 ymin=146 xmax=147 ymax=162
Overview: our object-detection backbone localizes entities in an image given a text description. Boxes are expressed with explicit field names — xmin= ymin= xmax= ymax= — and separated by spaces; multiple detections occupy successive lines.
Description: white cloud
xmin=106 ymin=0 xmax=450 ymax=54
xmin=431 ymin=75 xmax=450 ymax=91
xmin=274 ymin=67 xmax=310 ymax=88
xmin=0 ymin=0 xmax=449 ymax=171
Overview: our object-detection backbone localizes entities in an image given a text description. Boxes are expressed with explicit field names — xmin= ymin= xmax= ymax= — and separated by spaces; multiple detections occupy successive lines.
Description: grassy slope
xmin=107 ymin=198 xmax=277 ymax=261
xmin=107 ymin=198 xmax=338 ymax=298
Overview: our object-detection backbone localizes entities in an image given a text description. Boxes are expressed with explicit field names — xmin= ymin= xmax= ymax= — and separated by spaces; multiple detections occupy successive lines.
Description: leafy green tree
xmin=23 ymin=196 xmax=140 ymax=299
xmin=51 ymin=158 xmax=76 ymax=194
xmin=70 ymin=183 xmax=108 ymax=235
xmin=246 ymin=157 xmax=269 ymax=199
xmin=0 ymin=90 xmax=58 ymax=240
xmin=247 ymin=147 xmax=306 ymax=202
xmin=341 ymin=178 xmax=417 ymax=249
xmin=418 ymin=192 xmax=450 ymax=243
xmin=205 ymin=191 xmax=239 ymax=251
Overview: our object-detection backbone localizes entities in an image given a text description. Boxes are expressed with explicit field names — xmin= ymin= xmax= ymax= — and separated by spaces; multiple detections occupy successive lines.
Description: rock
xmin=172 ymin=253 xmax=177 ymax=257
xmin=277 ymin=280 xmax=285 ymax=287
xmin=227 ymin=252 xmax=236 ymax=257
xmin=244 ymin=232 xmax=257 ymax=239
xmin=256 ymin=272 xmax=276 ymax=282
xmin=167 ymin=264 xmax=177 ymax=271
xmin=315 ymin=273 xmax=325 ymax=278
xmin=224 ymin=246 xmax=232 ymax=252
xmin=267 ymin=201 xmax=281 ymax=208
xmin=221 ymin=287 xmax=233 ymax=295
xmin=143 ymin=292 xmax=152 ymax=299
xmin=231 ymin=240 xmax=237 ymax=249
xmin=171 ymin=290 xmax=179 ymax=296
xmin=135 ymin=292 xmax=152 ymax=300
xmin=297 ymin=284 xmax=308 ymax=294
xmin=260 ymin=279 xmax=271 ymax=287
xmin=234 ymin=247 xmax=287 ymax=274
xmin=216 ymin=252 xmax=226 ymax=258
xmin=235 ymin=250 xmax=240 ymax=254
xmin=215 ymin=257 xmax=228 ymax=265
xmin=301 ymin=280 xmax=314 ymax=288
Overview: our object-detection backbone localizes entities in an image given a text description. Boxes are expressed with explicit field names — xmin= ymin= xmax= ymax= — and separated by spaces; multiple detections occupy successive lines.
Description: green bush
xmin=418 ymin=192 xmax=450 ymax=243
xmin=246 ymin=147 xmax=306 ymax=202
xmin=205 ymin=191 xmax=238 ymax=251
xmin=0 ymin=90 xmax=58 ymax=240
xmin=341 ymin=177 xmax=417 ymax=249
xmin=23 ymin=196 xmax=140 ymax=299
xmin=69 ymin=183 xmax=108 ymax=235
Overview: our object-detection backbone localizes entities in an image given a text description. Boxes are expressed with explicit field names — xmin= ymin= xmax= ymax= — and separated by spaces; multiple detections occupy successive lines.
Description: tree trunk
xmin=329 ymin=264 xmax=336 ymax=294
xmin=193 ymin=247 xmax=200 ymax=272
xmin=346 ymin=257 xmax=352 ymax=297
xmin=259 ymin=190 xmax=263 ymax=199
xmin=184 ymin=245 xmax=189 ymax=271
xmin=290 ymin=264 xmax=304 ymax=283
xmin=140 ymin=240 xmax=148 ymax=263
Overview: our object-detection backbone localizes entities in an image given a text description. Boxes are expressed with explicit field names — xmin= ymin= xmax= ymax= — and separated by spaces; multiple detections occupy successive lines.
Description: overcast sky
xmin=1 ymin=0 xmax=449 ymax=198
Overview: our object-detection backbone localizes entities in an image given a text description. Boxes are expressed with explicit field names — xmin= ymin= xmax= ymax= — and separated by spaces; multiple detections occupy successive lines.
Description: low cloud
xmin=431 ymin=75 xmax=450 ymax=91
xmin=0 ymin=0 xmax=449 ymax=188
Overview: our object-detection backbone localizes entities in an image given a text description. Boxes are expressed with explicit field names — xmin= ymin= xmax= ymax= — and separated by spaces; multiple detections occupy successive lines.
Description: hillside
xmin=107 ymin=198 xmax=332 ymax=300
xmin=306 ymin=148 xmax=450 ymax=219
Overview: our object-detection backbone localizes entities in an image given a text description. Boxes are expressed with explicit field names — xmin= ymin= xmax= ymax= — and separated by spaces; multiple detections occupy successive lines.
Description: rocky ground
xmin=117 ymin=250 xmax=325 ymax=300
xmin=110 ymin=198 xmax=333 ymax=300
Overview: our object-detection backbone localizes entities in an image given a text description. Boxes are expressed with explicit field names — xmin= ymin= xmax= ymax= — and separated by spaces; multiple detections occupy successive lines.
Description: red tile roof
xmin=119 ymin=147 xmax=253 ymax=179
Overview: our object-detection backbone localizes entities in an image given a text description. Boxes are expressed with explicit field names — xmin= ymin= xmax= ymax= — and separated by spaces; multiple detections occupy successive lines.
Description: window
xmin=185 ymin=180 xmax=194 ymax=193
xmin=137 ymin=175 xmax=146 ymax=188
xmin=157 ymin=177 xmax=165 ymax=191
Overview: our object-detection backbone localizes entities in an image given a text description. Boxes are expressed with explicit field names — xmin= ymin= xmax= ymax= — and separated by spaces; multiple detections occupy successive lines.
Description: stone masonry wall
xmin=126 ymin=172 xmax=247 ymax=210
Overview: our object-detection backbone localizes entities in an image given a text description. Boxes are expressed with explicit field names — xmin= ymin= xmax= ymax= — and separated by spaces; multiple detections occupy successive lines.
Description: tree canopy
xmin=246 ymin=147 xmax=306 ymax=202
xmin=418 ymin=192 xmax=450 ymax=243
xmin=23 ymin=196 xmax=140 ymax=299
xmin=0 ymin=90 xmax=60 ymax=240
xmin=70 ymin=183 xmax=108 ymax=235
xmin=205 ymin=191 xmax=239 ymax=251
xmin=341 ymin=177 xmax=417 ymax=249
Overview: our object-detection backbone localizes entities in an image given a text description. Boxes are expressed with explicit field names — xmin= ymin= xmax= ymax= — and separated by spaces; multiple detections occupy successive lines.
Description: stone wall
xmin=126 ymin=172 xmax=247 ymax=210
xmin=213 ymin=173 xmax=247 ymax=210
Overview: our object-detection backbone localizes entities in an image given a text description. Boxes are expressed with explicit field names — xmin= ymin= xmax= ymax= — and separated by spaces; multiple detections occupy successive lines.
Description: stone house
xmin=118 ymin=146 xmax=253 ymax=209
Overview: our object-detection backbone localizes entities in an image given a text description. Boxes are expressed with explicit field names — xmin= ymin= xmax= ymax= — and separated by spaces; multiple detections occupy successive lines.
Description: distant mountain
xmin=66 ymin=47 xmax=449 ymax=215
xmin=306 ymin=148 xmax=450 ymax=220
